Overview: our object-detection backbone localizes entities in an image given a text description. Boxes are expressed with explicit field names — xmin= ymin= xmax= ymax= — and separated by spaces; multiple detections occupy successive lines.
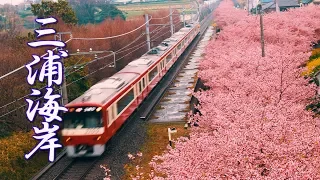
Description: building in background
xmin=262 ymin=0 xmax=300 ymax=12
xmin=313 ymin=0 xmax=320 ymax=4
xmin=249 ymin=0 xmax=316 ymax=13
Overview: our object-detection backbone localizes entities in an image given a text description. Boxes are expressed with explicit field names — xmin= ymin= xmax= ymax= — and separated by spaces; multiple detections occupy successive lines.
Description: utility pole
xmin=4 ymin=15 xmax=6 ymax=31
xmin=275 ymin=0 xmax=280 ymax=12
xmin=247 ymin=0 xmax=250 ymax=15
xmin=34 ymin=16 xmax=36 ymax=29
xmin=145 ymin=14 xmax=151 ymax=51
xmin=182 ymin=5 xmax=185 ymax=27
xmin=55 ymin=32 xmax=71 ymax=105
xmin=257 ymin=4 xmax=265 ymax=57
xmin=169 ymin=7 xmax=174 ymax=36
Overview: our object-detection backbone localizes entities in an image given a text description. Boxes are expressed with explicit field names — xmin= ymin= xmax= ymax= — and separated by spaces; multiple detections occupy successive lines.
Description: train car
xmin=61 ymin=22 xmax=201 ymax=157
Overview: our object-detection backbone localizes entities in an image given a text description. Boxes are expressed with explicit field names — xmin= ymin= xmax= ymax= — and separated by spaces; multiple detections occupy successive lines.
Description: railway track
xmin=52 ymin=157 xmax=99 ymax=180
xmin=31 ymin=10 xmax=215 ymax=180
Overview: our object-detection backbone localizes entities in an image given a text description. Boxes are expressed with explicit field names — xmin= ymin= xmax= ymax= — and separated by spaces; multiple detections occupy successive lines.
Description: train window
xmin=148 ymin=67 xmax=158 ymax=82
xmin=142 ymin=77 xmax=145 ymax=88
xmin=117 ymin=89 xmax=134 ymax=114
xmin=178 ymin=43 xmax=182 ymax=50
xmin=166 ymin=53 xmax=172 ymax=63
xmin=108 ymin=107 xmax=113 ymax=126
xmin=139 ymin=81 xmax=142 ymax=92
xmin=63 ymin=111 xmax=103 ymax=129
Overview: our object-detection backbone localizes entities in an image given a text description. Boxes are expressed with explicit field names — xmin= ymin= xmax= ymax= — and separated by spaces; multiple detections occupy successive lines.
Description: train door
xmin=107 ymin=104 xmax=117 ymax=135
xmin=104 ymin=108 xmax=109 ymax=137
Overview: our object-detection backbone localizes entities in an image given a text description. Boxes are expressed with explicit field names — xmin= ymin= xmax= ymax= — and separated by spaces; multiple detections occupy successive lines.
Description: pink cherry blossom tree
xmin=141 ymin=1 xmax=320 ymax=179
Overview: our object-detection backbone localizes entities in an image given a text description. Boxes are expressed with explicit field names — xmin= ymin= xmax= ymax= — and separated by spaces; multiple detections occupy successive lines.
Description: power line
xmin=0 ymin=38 xmax=72 ymax=81
xmin=0 ymin=16 xmax=153 ymax=81
xmin=0 ymin=27 xmax=180 ymax=118
xmin=151 ymin=12 xmax=173 ymax=20
xmin=0 ymin=10 xmax=186 ymax=115
xmin=65 ymin=16 xmax=182 ymax=76
xmin=0 ymin=8 xmax=188 ymax=81
xmin=65 ymin=25 xmax=170 ymax=76
xmin=65 ymin=29 xmax=174 ymax=87
xmin=0 ymin=40 xmax=147 ymax=118
xmin=71 ymin=16 xmax=153 ymax=40
xmin=0 ymin=23 xmax=174 ymax=111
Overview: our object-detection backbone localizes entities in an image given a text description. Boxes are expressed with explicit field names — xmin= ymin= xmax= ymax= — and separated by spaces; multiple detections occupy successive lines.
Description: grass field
xmin=117 ymin=1 xmax=193 ymax=11
xmin=118 ymin=1 xmax=195 ymax=19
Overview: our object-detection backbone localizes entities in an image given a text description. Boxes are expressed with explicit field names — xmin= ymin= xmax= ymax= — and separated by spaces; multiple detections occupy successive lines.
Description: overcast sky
xmin=0 ymin=0 xmax=24 ymax=5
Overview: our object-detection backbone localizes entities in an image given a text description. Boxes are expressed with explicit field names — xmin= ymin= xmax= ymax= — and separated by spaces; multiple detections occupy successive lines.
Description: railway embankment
xmin=149 ymin=25 xmax=216 ymax=123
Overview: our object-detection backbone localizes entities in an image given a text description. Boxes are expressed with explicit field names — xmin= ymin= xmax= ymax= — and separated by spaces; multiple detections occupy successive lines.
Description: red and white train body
xmin=61 ymin=22 xmax=201 ymax=157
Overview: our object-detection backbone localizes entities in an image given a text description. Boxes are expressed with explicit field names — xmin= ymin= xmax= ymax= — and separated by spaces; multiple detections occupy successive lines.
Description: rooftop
xmin=261 ymin=0 xmax=300 ymax=10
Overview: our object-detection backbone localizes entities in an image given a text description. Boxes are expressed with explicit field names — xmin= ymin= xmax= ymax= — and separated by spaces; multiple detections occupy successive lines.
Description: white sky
xmin=0 ymin=0 xmax=24 ymax=5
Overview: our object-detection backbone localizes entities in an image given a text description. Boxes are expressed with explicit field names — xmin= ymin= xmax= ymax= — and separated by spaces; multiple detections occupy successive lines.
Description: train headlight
xmin=96 ymin=107 xmax=102 ymax=112
xmin=96 ymin=136 xmax=101 ymax=141
xmin=66 ymin=137 xmax=71 ymax=142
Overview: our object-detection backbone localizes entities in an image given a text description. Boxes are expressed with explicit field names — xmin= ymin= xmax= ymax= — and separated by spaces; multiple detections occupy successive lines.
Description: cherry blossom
xmin=144 ymin=1 xmax=320 ymax=179
xmin=100 ymin=164 xmax=111 ymax=180
xmin=128 ymin=153 xmax=135 ymax=160
xmin=137 ymin=152 xmax=143 ymax=157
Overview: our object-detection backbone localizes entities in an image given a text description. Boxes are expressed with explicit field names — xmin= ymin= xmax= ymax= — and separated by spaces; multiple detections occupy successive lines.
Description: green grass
xmin=123 ymin=122 xmax=190 ymax=179
xmin=0 ymin=131 xmax=60 ymax=180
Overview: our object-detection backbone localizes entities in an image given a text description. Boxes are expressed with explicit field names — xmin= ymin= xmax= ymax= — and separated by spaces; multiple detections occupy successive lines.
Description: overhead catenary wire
xmin=0 ymin=7 xmax=189 ymax=81
xmin=151 ymin=11 xmax=173 ymax=20
xmin=150 ymin=16 xmax=181 ymax=39
xmin=0 ymin=11 xmax=207 ymax=120
xmin=65 ymin=26 xmax=167 ymax=75
xmin=71 ymin=16 xmax=152 ymax=41
xmin=0 ymin=16 xmax=153 ymax=81
xmin=64 ymin=24 xmax=176 ymax=77
xmin=0 ymin=38 xmax=73 ymax=81
xmin=65 ymin=56 xmax=86 ymax=70
xmin=65 ymin=16 xmax=182 ymax=76
xmin=65 ymin=28 xmax=176 ymax=87
xmin=0 ymin=22 xmax=177 ymax=111
xmin=0 ymin=6 xmax=206 ymax=119
xmin=0 ymin=8 xmax=188 ymax=115
xmin=0 ymin=27 xmax=180 ymax=118
xmin=0 ymin=39 xmax=148 ymax=118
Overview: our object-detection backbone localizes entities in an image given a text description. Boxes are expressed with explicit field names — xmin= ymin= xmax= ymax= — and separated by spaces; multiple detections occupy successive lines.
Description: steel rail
xmin=30 ymin=149 xmax=67 ymax=180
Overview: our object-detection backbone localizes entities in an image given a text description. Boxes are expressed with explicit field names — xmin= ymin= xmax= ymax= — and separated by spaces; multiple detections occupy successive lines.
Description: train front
xmin=61 ymin=106 xmax=106 ymax=157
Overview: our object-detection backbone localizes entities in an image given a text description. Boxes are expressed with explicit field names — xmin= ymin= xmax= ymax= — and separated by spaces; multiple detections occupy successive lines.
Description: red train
xmin=61 ymin=22 xmax=201 ymax=157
